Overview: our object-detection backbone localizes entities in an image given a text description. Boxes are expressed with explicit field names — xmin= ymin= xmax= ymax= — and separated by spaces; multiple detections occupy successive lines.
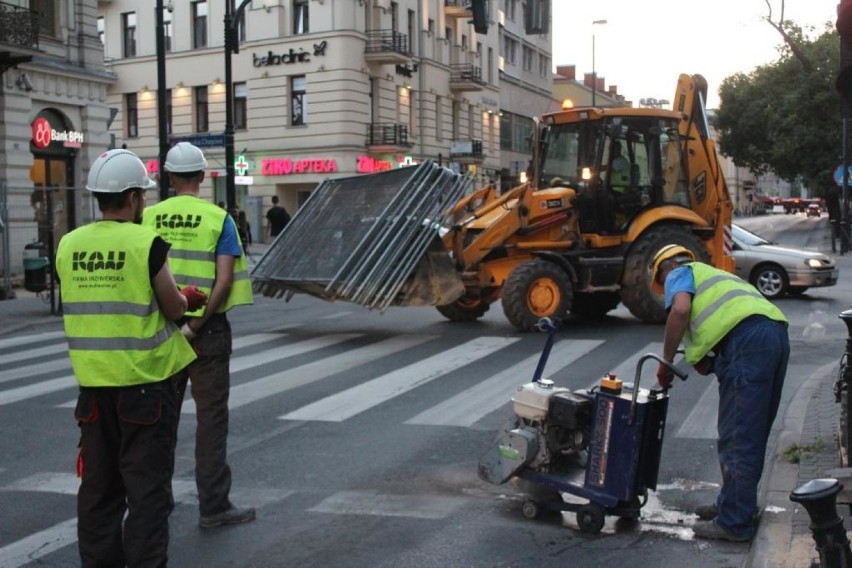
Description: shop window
xmin=293 ymin=0 xmax=309 ymax=35
xmin=126 ymin=93 xmax=138 ymax=138
xmin=192 ymin=1 xmax=208 ymax=49
xmin=291 ymin=76 xmax=306 ymax=126
xmin=234 ymin=83 xmax=248 ymax=130
xmin=195 ymin=86 xmax=209 ymax=132
xmin=122 ymin=12 xmax=137 ymax=58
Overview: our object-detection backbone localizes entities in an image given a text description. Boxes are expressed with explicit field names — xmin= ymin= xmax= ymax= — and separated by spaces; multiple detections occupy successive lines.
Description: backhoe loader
xmin=251 ymin=74 xmax=735 ymax=331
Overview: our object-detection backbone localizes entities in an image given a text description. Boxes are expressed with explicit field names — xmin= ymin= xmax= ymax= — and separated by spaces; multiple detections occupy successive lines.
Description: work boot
xmin=694 ymin=504 xmax=717 ymax=520
xmin=692 ymin=520 xmax=751 ymax=543
xmin=199 ymin=506 xmax=256 ymax=529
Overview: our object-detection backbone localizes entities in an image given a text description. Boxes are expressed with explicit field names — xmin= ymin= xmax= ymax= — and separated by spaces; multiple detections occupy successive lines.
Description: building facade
xmin=0 ymin=0 xmax=114 ymax=282
xmin=97 ymin=0 xmax=551 ymax=242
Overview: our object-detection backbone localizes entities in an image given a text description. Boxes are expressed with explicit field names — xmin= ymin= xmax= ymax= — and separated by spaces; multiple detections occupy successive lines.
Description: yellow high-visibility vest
xmin=56 ymin=221 xmax=196 ymax=387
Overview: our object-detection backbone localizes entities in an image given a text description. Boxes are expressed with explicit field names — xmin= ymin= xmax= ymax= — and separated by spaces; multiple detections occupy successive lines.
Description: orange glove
xmin=694 ymin=356 xmax=715 ymax=376
xmin=180 ymin=285 xmax=208 ymax=312
xmin=656 ymin=362 xmax=674 ymax=389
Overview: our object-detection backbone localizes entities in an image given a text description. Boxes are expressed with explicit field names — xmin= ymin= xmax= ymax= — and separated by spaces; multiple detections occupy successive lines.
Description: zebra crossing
xmin=0 ymin=325 xmax=722 ymax=568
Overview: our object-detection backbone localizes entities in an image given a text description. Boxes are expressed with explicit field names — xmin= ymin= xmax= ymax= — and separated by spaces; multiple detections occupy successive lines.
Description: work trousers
xmin=713 ymin=315 xmax=789 ymax=540
xmin=176 ymin=314 xmax=234 ymax=517
xmin=75 ymin=377 xmax=180 ymax=568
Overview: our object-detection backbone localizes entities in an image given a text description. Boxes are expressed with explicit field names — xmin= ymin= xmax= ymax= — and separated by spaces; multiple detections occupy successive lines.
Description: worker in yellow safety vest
xmin=56 ymin=148 xmax=208 ymax=566
xmin=142 ymin=142 xmax=255 ymax=529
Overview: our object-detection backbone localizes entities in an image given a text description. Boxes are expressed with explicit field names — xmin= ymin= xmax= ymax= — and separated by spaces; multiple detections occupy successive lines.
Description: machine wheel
xmin=502 ymin=259 xmax=572 ymax=332
xmin=750 ymin=263 xmax=788 ymax=298
xmin=570 ymin=291 xmax=621 ymax=320
xmin=576 ymin=504 xmax=606 ymax=534
xmin=436 ymin=295 xmax=491 ymax=322
xmin=521 ymin=500 xmax=540 ymax=520
xmin=621 ymin=225 xmax=708 ymax=323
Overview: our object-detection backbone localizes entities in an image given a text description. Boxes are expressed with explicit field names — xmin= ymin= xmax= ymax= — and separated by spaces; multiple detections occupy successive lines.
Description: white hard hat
xmin=86 ymin=149 xmax=157 ymax=193
xmin=165 ymin=142 xmax=208 ymax=173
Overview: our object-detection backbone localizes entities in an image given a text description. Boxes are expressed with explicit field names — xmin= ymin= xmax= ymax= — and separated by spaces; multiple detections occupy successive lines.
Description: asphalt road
xmin=0 ymin=213 xmax=846 ymax=568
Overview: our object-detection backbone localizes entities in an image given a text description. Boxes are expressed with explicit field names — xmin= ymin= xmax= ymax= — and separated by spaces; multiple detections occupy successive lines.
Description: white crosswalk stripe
xmin=280 ymin=336 xmax=519 ymax=422
xmin=0 ymin=331 xmax=65 ymax=351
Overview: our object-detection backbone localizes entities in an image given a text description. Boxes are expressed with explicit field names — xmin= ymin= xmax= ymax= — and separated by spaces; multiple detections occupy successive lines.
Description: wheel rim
xmin=527 ymin=277 xmax=561 ymax=316
xmin=756 ymin=269 xmax=783 ymax=296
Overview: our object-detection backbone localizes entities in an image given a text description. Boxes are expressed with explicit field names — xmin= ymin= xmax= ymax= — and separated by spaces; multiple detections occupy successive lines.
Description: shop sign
xmin=253 ymin=41 xmax=327 ymax=67
xmin=260 ymin=158 xmax=338 ymax=175
xmin=356 ymin=155 xmax=421 ymax=174
xmin=31 ymin=117 xmax=84 ymax=149
xmin=146 ymin=160 xmax=159 ymax=175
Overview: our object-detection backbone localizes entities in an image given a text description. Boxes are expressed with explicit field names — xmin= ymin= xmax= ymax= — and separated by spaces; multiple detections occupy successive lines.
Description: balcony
xmin=0 ymin=1 xmax=40 ymax=73
xmin=449 ymin=64 xmax=485 ymax=92
xmin=444 ymin=0 xmax=472 ymax=19
xmin=364 ymin=30 xmax=411 ymax=65
xmin=366 ymin=123 xmax=412 ymax=153
xmin=449 ymin=139 xmax=484 ymax=163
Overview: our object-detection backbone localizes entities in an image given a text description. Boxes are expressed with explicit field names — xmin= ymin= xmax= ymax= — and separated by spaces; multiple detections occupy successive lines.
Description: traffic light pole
xmin=155 ymin=0 xmax=170 ymax=201
xmin=844 ymin=119 xmax=851 ymax=253
xmin=224 ymin=0 xmax=252 ymax=213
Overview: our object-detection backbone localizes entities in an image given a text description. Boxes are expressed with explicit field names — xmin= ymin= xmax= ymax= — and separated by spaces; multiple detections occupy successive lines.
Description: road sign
xmin=169 ymin=133 xmax=225 ymax=148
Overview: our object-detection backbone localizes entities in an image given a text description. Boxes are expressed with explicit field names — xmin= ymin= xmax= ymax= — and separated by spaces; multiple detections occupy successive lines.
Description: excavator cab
xmin=537 ymin=113 xmax=691 ymax=235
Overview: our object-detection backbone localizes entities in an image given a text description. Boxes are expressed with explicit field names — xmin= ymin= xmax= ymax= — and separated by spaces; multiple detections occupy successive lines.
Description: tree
xmin=712 ymin=24 xmax=840 ymax=199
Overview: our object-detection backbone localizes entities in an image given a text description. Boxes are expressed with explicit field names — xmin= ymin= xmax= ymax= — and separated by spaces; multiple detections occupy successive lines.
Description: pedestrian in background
xmin=652 ymin=244 xmax=789 ymax=543
xmin=56 ymin=149 xmax=206 ymax=566
xmin=265 ymin=195 xmax=290 ymax=242
xmin=235 ymin=209 xmax=252 ymax=257
xmin=142 ymin=142 xmax=256 ymax=529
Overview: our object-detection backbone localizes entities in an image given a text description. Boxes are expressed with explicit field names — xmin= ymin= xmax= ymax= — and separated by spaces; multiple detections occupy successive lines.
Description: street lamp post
xmin=155 ymin=0 xmax=170 ymax=201
xmin=591 ymin=19 xmax=607 ymax=107
xmin=224 ymin=0 xmax=252 ymax=212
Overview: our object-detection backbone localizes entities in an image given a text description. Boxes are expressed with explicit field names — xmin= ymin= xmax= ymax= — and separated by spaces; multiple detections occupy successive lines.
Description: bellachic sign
xmin=253 ymin=41 xmax=328 ymax=67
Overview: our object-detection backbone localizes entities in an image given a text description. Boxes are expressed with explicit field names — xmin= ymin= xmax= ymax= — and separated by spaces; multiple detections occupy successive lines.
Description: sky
xmin=551 ymin=0 xmax=838 ymax=109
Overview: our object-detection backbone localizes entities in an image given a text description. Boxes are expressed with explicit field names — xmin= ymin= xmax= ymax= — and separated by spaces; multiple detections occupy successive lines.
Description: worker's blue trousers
xmin=713 ymin=315 xmax=789 ymax=540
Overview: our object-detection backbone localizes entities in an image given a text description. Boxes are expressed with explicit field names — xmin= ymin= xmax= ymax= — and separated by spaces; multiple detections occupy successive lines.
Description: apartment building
xmin=97 ymin=0 xmax=552 ymax=241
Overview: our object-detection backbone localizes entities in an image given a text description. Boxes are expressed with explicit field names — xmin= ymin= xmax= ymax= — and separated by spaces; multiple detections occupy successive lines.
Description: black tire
xmin=436 ymin=296 xmax=491 ymax=322
xmin=621 ymin=225 xmax=709 ymax=323
xmin=522 ymin=500 xmax=540 ymax=520
xmin=570 ymin=291 xmax=621 ymax=320
xmin=502 ymin=259 xmax=572 ymax=332
xmin=576 ymin=504 xmax=606 ymax=534
xmin=750 ymin=263 xmax=788 ymax=298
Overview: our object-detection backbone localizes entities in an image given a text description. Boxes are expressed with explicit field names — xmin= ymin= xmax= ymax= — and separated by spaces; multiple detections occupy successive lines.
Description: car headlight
xmin=806 ymin=258 xmax=823 ymax=268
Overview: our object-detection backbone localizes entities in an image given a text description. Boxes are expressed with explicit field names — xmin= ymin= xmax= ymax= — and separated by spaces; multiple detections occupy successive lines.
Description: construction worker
xmin=142 ymin=142 xmax=256 ymax=529
xmin=56 ymin=149 xmax=207 ymax=566
xmin=652 ymin=244 xmax=789 ymax=543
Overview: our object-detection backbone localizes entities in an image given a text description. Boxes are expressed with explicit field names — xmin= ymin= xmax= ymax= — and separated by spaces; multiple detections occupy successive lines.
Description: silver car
xmin=731 ymin=224 xmax=839 ymax=298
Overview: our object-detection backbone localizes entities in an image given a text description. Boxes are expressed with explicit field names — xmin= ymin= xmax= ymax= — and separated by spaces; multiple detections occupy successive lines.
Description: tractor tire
xmin=436 ymin=295 xmax=491 ymax=322
xmin=502 ymin=259 xmax=572 ymax=331
xmin=621 ymin=226 xmax=708 ymax=323
xmin=570 ymin=291 xmax=621 ymax=320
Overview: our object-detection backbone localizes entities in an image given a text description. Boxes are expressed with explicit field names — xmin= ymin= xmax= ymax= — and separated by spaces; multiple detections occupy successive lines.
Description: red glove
xmin=693 ymin=356 xmax=715 ymax=376
xmin=656 ymin=362 xmax=674 ymax=389
xmin=180 ymin=285 xmax=208 ymax=312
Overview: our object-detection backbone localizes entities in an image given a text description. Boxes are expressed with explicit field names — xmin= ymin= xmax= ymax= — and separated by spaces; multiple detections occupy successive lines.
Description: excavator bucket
xmin=251 ymin=161 xmax=470 ymax=311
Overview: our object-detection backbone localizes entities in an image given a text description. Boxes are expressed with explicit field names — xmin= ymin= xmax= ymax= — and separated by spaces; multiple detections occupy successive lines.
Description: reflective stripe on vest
xmin=142 ymin=195 xmax=253 ymax=315
xmin=682 ymin=262 xmax=787 ymax=364
xmin=56 ymin=221 xmax=196 ymax=387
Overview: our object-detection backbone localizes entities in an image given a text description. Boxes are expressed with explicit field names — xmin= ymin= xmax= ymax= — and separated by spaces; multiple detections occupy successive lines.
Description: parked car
xmin=731 ymin=224 xmax=838 ymax=298
xmin=807 ymin=203 xmax=822 ymax=217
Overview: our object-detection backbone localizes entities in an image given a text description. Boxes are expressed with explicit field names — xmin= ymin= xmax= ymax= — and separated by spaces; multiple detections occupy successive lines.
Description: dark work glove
xmin=179 ymin=285 xmax=208 ymax=312
xmin=656 ymin=362 xmax=674 ymax=389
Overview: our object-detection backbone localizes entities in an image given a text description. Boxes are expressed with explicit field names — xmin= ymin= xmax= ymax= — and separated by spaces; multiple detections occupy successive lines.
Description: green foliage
xmin=713 ymin=24 xmax=840 ymax=198
xmin=782 ymin=440 xmax=826 ymax=464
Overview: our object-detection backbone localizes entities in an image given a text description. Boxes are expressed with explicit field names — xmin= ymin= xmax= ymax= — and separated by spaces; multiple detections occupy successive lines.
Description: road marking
xmin=0 ymin=518 xmax=78 ymax=568
xmin=676 ymin=379 xmax=719 ymax=439
xmin=0 ymin=343 xmax=67 ymax=367
xmin=222 ymin=335 xmax=436 ymax=412
xmin=0 ymin=331 xmax=65 ymax=351
xmin=406 ymin=339 xmax=604 ymax=427
xmin=280 ymin=336 xmax=519 ymax=422
xmin=319 ymin=311 xmax=354 ymax=320
xmin=308 ymin=490 xmax=466 ymax=520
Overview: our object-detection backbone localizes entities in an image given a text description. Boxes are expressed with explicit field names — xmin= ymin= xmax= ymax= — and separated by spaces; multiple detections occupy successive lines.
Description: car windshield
xmin=732 ymin=224 xmax=771 ymax=246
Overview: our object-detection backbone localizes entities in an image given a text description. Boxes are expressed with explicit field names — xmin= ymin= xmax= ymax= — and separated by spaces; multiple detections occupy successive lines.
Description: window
xmin=163 ymin=8 xmax=173 ymax=52
xmin=407 ymin=9 xmax=415 ymax=49
xmin=504 ymin=0 xmax=517 ymax=21
xmin=487 ymin=47 xmax=494 ymax=83
xmin=234 ymin=83 xmax=248 ymax=130
xmin=294 ymin=0 xmax=309 ymax=35
xmin=539 ymin=54 xmax=550 ymax=78
xmin=290 ymin=76 xmax=306 ymax=126
xmin=522 ymin=45 xmax=534 ymax=71
xmin=126 ymin=93 xmax=138 ymax=138
xmin=97 ymin=17 xmax=104 ymax=45
xmin=452 ymin=100 xmax=460 ymax=140
xmin=166 ymin=89 xmax=173 ymax=135
xmin=192 ymin=1 xmax=207 ymax=49
xmin=435 ymin=95 xmax=443 ymax=141
xmin=35 ymin=0 xmax=57 ymax=36
xmin=238 ymin=10 xmax=247 ymax=42
xmin=122 ymin=12 xmax=137 ymax=57
xmin=502 ymin=36 xmax=517 ymax=65
xmin=195 ymin=86 xmax=208 ymax=132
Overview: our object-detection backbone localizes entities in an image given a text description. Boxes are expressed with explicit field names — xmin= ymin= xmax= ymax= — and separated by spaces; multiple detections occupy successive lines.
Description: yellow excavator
xmin=252 ymin=74 xmax=735 ymax=331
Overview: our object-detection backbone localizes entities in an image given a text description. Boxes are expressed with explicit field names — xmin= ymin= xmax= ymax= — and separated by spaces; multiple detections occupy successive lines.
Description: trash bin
xmin=23 ymin=241 xmax=49 ymax=293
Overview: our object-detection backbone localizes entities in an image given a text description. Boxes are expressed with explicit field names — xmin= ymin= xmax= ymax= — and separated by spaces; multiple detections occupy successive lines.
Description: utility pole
xmin=224 ymin=0 xmax=252 ymax=212
xmin=155 ymin=0 xmax=170 ymax=201
xmin=590 ymin=20 xmax=606 ymax=107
